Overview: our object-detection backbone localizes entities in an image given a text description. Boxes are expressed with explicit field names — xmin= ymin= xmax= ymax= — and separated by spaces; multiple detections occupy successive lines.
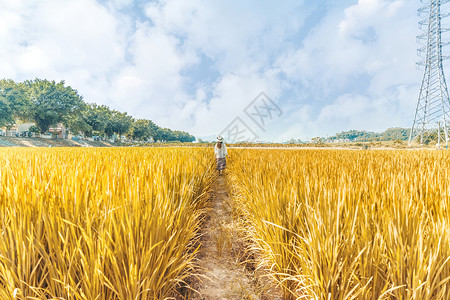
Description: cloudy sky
xmin=0 ymin=0 xmax=443 ymax=141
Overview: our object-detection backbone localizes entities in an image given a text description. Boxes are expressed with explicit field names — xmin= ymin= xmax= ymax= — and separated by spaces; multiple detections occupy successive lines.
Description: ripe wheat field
xmin=0 ymin=148 xmax=214 ymax=299
xmin=228 ymin=149 xmax=450 ymax=299
xmin=0 ymin=147 xmax=448 ymax=299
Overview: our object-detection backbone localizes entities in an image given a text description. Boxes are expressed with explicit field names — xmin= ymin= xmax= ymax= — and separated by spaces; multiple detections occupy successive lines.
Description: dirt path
xmin=189 ymin=175 xmax=281 ymax=300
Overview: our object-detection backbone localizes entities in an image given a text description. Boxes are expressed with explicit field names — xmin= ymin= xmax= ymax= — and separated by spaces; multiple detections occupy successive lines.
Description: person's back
xmin=214 ymin=136 xmax=227 ymax=174
xmin=214 ymin=142 xmax=227 ymax=158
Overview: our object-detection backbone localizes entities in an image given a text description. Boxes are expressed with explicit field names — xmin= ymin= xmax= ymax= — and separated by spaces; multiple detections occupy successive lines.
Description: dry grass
xmin=228 ymin=149 xmax=450 ymax=299
xmin=0 ymin=147 xmax=214 ymax=299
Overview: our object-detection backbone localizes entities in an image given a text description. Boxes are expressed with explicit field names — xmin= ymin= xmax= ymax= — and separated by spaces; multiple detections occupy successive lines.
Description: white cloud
xmin=144 ymin=0 xmax=307 ymax=74
xmin=277 ymin=0 xmax=417 ymax=90
xmin=100 ymin=0 xmax=308 ymax=132
xmin=107 ymin=0 xmax=134 ymax=10
xmin=0 ymin=0 xmax=127 ymax=95
xmin=105 ymin=21 xmax=200 ymax=128
xmin=319 ymin=94 xmax=371 ymax=121
xmin=0 ymin=0 xmax=427 ymax=139
xmin=275 ymin=0 xmax=421 ymax=138
xmin=17 ymin=46 xmax=51 ymax=73
xmin=190 ymin=70 xmax=283 ymax=136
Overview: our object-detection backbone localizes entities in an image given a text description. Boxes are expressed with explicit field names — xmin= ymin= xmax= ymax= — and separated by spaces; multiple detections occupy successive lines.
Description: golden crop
xmin=0 ymin=147 xmax=214 ymax=299
xmin=1 ymin=147 xmax=449 ymax=299
xmin=228 ymin=149 xmax=450 ymax=300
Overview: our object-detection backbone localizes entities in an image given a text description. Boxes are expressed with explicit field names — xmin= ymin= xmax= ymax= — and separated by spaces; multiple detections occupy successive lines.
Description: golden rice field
xmin=1 ymin=147 xmax=449 ymax=299
xmin=228 ymin=149 xmax=450 ymax=299
xmin=0 ymin=148 xmax=214 ymax=299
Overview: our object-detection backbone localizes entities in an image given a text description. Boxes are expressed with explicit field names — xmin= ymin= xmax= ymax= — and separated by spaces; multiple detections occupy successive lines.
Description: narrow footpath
xmin=190 ymin=175 xmax=282 ymax=300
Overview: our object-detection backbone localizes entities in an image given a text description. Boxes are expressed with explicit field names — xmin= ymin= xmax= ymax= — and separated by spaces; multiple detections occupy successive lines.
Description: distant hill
xmin=327 ymin=127 xmax=410 ymax=142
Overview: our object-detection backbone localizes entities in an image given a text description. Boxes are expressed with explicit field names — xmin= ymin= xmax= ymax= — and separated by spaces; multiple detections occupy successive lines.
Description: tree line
xmin=0 ymin=79 xmax=195 ymax=142
xmin=328 ymin=127 xmax=411 ymax=142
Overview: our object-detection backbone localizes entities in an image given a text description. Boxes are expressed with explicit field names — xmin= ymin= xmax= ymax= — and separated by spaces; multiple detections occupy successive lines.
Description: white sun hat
xmin=217 ymin=135 xmax=224 ymax=142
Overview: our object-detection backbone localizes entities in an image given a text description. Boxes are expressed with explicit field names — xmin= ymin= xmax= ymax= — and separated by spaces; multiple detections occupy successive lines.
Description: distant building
xmin=0 ymin=122 xmax=34 ymax=137
xmin=0 ymin=122 xmax=69 ymax=139
xmin=0 ymin=125 xmax=17 ymax=136
xmin=48 ymin=123 xmax=68 ymax=139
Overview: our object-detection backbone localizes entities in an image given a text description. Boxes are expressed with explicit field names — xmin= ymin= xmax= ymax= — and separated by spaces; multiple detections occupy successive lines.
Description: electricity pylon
xmin=410 ymin=0 xmax=450 ymax=146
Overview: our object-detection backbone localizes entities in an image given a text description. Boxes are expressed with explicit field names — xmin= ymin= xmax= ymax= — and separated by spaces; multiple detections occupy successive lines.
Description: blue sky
xmin=0 ymin=0 xmax=443 ymax=141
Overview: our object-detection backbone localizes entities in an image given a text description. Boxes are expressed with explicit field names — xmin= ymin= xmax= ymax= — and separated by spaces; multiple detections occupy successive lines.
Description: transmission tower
xmin=410 ymin=0 xmax=450 ymax=146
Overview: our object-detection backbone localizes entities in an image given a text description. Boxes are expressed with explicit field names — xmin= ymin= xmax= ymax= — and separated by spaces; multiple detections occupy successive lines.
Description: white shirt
xmin=214 ymin=143 xmax=227 ymax=158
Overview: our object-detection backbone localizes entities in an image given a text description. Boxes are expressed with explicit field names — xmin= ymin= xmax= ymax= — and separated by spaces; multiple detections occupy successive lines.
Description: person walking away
xmin=214 ymin=136 xmax=227 ymax=175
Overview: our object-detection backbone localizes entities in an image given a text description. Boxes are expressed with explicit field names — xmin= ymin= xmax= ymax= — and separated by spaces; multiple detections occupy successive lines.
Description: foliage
xmin=311 ymin=136 xmax=325 ymax=143
xmin=66 ymin=104 xmax=113 ymax=137
xmin=83 ymin=104 xmax=111 ymax=134
xmin=0 ymin=78 xmax=196 ymax=142
xmin=329 ymin=127 xmax=411 ymax=142
xmin=25 ymin=79 xmax=84 ymax=133
xmin=104 ymin=110 xmax=133 ymax=138
xmin=130 ymin=119 xmax=158 ymax=141
xmin=381 ymin=127 xmax=410 ymax=140
xmin=28 ymin=125 xmax=40 ymax=134
xmin=0 ymin=97 xmax=12 ymax=128
xmin=0 ymin=80 xmax=30 ymax=127
xmin=155 ymin=127 xmax=195 ymax=143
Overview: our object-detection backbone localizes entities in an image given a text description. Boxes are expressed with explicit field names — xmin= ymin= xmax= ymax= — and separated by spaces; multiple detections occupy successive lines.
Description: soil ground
xmin=0 ymin=136 xmax=112 ymax=147
xmin=187 ymin=174 xmax=282 ymax=300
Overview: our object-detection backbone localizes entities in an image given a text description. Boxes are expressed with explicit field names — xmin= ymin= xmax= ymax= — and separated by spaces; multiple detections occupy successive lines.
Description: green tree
xmin=66 ymin=115 xmax=92 ymax=136
xmin=25 ymin=79 xmax=84 ymax=133
xmin=0 ymin=97 xmax=12 ymax=128
xmin=153 ymin=127 xmax=195 ymax=142
xmin=65 ymin=103 xmax=114 ymax=137
xmin=131 ymin=119 xmax=155 ymax=141
xmin=381 ymin=127 xmax=410 ymax=141
xmin=175 ymin=130 xmax=195 ymax=142
xmin=69 ymin=104 xmax=115 ymax=137
xmin=132 ymin=118 xmax=159 ymax=141
xmin=28 ymin=125 xmax=41 ymax=134
xmin=104 ymin=110 xmax=133 ymax=138
xmin=0 ymin=80 xmax=30 ymax=127
xmin=83 ymin=104 xmax=112 ymax=135
xmin=1 ymin=78 xmax=197 ymax=142
xmin=311 ymin=137 xmax=324 ymax=144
